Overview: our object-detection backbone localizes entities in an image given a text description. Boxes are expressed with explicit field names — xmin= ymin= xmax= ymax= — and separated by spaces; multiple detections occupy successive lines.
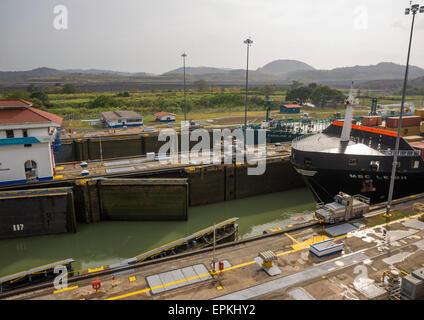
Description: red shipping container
xmin=386 ymin=116 xmax=421 ymax=128
xmin=361 ymin=116 xmax=381 ymax=127
xmin=386 ymin=117 xmax=397 ymax=128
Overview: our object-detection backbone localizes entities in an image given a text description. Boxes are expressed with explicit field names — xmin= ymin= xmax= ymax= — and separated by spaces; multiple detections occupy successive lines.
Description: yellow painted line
xmin=88 ymin=266 xmax=104 ymax=273
xmin=284 ymin=232 xmax=299 ymax=244
xmin=221 ymin=260 xmax=256 ymax=272
xmin=106 ymin=288 xmax=151 ymax=300
xmin=55 ymin=167 xmax=64 ymax=171
xmin=54 ymin=286 xmax=78 ymax=294
xmin=335 ymin=235 xmax=348 ymax=240
xmin=217 ymin=286 xmax=223 ymax=290
xmin=106 ymin=214 xmax=423 ymax=300
xmin=108 ymin=261 xmax=256 ymax=300
xmin=292 ymin=236 xmax=329 ymax=251
xmin=129 ymin=276 xmax=136 ymax=282
xmin=151 ymin=274 xmax=207 ymax=290
xmin=53 ymin=175 xmax=63 ymax=179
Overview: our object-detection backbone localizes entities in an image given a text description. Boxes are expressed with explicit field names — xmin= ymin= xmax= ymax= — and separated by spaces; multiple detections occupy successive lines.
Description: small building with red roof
xmin=0 ymin=99 xmax=63 ymax=185
xmin=155 ymin=111 xmax=176 ymax=122
xmin=280 ymin=104 xmax=301 ymax=114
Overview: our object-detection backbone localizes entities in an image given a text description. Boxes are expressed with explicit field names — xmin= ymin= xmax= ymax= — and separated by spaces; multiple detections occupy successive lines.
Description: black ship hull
xmin=296 ymin=167 xmax=422 ymax=204
xmin=291 ymin=121 xmax=424 ymax=205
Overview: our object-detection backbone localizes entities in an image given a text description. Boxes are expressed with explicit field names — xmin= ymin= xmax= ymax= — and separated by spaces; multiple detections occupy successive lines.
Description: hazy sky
xmin=0 ymin=0 xmax=423 ymax=74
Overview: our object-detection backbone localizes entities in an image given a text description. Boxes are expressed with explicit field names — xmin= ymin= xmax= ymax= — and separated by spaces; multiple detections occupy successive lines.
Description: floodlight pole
xmin=386 ymin=4 xmax=421 ymax=219
xmin=182 ymin=53 xmax=187 ymax=122
xmin=244 ymin=38 xmax=253 ymax=151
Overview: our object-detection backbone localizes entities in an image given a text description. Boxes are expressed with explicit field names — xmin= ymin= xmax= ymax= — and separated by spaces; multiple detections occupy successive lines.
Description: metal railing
xmin=380 ymin=149 xmax=420 ymax=157
xmin=353 ymin=194 xmax=371 ymax=205
xmin=291 ymin=134 xmax=314 ymax=149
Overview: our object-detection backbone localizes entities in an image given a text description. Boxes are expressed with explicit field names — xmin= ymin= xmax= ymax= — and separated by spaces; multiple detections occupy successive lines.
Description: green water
xmin=0 ymin=188 xmax=315 ymax=277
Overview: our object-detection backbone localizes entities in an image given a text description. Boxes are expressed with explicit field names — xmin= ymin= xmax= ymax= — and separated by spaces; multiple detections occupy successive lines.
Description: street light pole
xmin=243 ymin=38 xmax=253 ymax=151
xmin=182 ymin=53 xmax=187 ymax=122
xmin=386 ymin=3 xmax=422 ymax=219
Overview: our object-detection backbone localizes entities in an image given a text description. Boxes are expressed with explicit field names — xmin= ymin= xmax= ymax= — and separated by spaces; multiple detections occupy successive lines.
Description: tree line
xmin=285 ymin=82 xmax=346 ymax=107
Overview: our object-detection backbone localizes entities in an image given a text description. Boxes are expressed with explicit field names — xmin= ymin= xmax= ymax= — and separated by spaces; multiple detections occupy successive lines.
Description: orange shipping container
xmin=386 ymin=116 xmax=421 ymax=128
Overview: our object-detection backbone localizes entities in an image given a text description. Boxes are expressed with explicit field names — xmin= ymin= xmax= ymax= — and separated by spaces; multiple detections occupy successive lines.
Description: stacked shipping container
xmin=414 ymin=109 xmax=424 ymax=121
xmin=378 ymin=125 xmax=421 ymax=136
xmin=385 ymin=116 xmax=421 ymax=128
xmin=361 ymin=116 xmax=382 ymax=127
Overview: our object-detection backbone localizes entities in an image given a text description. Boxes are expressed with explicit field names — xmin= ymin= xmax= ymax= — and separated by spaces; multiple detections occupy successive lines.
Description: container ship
xmin=291 ymin=91 xmax=424 ymax=204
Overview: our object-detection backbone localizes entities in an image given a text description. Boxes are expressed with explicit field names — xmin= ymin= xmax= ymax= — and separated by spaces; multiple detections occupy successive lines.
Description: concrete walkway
xmin=213 ymin=251 xmax=368 ymax=300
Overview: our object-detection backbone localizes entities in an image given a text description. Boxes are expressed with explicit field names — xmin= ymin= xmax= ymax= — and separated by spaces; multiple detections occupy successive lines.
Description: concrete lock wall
xmin=0 ymin=158 xmax=305 ymax=230
xmin=56 ymin=134 xmax=157 ymax=163
xmin=184 ymin=166 xmax=227 ymax=206
xmin=98 ymin=178 xmax=188 ymax=221
xmin=183 ymin=158 xmax=305 ymax=206
xmin=234 ymin=158 xmax=305 ymax=199
xmin=0 ymin=187 xmax=76 ymax=239
xmin=64 ymin=158 xmax=305 ymax=222
xmin=73 ymin=179 xmax=101 ymax=224
xmin=54 ymin=131 xmax=218 ymax=163
xmin=54 ymin=140 xmax=73 ymax=164
xmin=86 ymin=136 xmax=144 ymax=160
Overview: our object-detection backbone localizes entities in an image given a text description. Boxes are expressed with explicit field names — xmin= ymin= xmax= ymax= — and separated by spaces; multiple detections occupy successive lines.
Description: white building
xmin=101 ymin=110 xmax=143 ymax=128
xmin=155 ymin=112 xmax=176 ymax=122
xmin=0 ymin=99 xmax=62 ymax=186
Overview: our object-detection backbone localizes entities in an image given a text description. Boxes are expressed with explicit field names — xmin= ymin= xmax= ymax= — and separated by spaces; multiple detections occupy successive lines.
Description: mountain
xmin=358 ymin=75 xmax=424 ymax=91
xmin=256 ymin=59 xmax=315 ymax=76
xmin=164 ymin=60 xmax=315 ymax=78
xmin=0 ymin=67 xmax=65 ymax=82
xmin=411 ymin=76 xmax=424 ymax=86
xmin=285 ymin=62 xmax=424 ymax=82
xmin=2 ymin=61 xmax=424 ymax=88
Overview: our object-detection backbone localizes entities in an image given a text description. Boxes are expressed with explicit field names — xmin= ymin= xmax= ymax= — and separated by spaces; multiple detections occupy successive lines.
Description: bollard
xmin=112 ymin=276 xmax=115 ymax=288
xmin=92 ymin=280 xmax=101 ymax=293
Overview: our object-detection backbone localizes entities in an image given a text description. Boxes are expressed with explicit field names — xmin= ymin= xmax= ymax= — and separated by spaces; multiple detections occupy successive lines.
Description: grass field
xmin=3 ymin=88 xmax=423 ymax=129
